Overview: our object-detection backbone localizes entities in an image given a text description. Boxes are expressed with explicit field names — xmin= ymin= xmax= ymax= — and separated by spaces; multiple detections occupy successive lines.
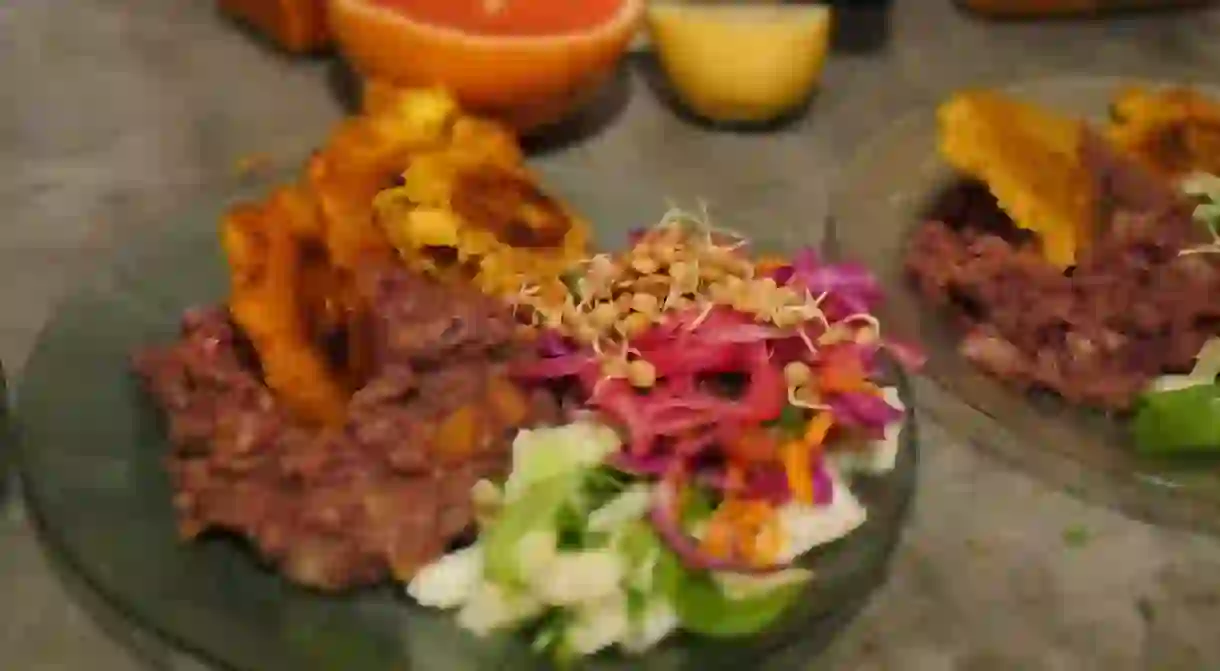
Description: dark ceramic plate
xmin=830 ymin=76 xmax=1220 ymax=535
xmin=15 ymin=162 xmax=918 ymax=671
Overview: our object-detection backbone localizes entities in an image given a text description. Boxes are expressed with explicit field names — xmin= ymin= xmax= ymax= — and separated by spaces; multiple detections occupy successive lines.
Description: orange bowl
xmin=328 ymin=0 xmax=644 ymax=133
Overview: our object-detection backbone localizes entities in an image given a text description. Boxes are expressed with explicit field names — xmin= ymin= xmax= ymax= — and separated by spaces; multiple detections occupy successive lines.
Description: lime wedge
xmin=647 ymin=2 xmax=832 ymax=124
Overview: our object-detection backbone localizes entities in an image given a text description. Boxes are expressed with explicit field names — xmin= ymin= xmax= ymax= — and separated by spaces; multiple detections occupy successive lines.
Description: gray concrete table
xmin=4 ymin=1 xmax=1220 ymax=669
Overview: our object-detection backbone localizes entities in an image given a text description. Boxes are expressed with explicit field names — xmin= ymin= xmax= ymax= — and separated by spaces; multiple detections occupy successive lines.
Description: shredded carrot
xmin=702 ymin=499 xmax=763 ymax=558
xmin=782 ymin=440 xmax=814 ymax=504
xmin=782 ymin=413 xmax=834 ymax=505
xmin=803 ymin=412 xmax=834 ymax=445
xmin=819 ymin=359 xmax=869 ymax=394
xmin=702 ymin=498 xmax=788 ymax=565
xmin=726 ymin=426 xmax=778 ymax=464
xmin=701 ymin=518 xmax=734 ymax=558
xmin=753 ymin=513 xmax=784 ymax=565
xmin=729 ymin=500 xmax=773 ymax=562
xmin=736 ymin=500 xmax=771 ymax=526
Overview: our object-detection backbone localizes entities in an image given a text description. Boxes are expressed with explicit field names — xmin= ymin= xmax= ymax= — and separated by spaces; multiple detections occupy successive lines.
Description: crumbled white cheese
xmin=406 ymin=545 xmax=483 ymax=610
xmin=456 ymin=583 xmax=544 ymax=637
xmin=564 ymin=592 xmax=630 ymax=656
xmin=530 ymin=549 xmax=624 ymax=607
xmin=620 ymin=598 xmax=679 ymax=654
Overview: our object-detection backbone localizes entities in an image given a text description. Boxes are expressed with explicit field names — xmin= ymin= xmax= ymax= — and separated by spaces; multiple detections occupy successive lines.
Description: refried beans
xmin=132 ymin=265 xmax=559 ymax=591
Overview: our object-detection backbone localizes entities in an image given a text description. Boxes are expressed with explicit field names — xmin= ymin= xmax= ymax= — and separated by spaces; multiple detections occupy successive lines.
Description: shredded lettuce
xmin=588 ymin=485 xmax=653 ymax=533
xmin=409 ymin=405 xmax=872 ymax=661
xmin=1133 ymin=384 xmax=1220 ymax=456
xmin=505 ymin=421 xmax=622 ymax=501
xmin=484 ymin=476 xmax=577 ymax=585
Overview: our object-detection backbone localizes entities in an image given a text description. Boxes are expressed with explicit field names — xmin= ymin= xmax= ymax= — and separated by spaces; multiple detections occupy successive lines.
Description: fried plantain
xmin=1108 ymin=86 xmax=1220 ymax=180
xmin=451 ymin=165 xmax=572 ymax=249
xmin=937 ymin=90 xmax=1095 ymax=268
xmin=373 ymin=119 xmax=588 ymax=301
xmin=219 ymin=85 xmax=579 ymax=422
xmin=310 ymin=87 xmax=471 ymax=272
xmin=221 ymin=203 xmax=349 ymax=425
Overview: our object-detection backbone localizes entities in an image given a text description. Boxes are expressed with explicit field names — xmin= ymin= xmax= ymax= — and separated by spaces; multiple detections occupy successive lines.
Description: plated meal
xmin=124 ymin=86 xmax=918 ymax=662
xmin=906 ymin=86 xmax=1220 ymax=458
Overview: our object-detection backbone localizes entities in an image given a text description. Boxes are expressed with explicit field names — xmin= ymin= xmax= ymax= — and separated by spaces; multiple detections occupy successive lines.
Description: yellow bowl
xmin=647 ymin=2 xmax=833 ymax=125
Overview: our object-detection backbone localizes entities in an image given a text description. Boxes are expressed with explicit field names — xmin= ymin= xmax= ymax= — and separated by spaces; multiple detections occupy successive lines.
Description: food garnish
xmin=407 ymin=208 xmax=917 ymax=660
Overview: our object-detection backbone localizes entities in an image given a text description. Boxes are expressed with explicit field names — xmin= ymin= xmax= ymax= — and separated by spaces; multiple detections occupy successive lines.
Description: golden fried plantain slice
xmin=264 ymin=183 xmax=326 ymax=243
xmin=451 ymin=164 xmax=572 ymax=249
xmin=374 ymin=146 xmax=589 ymax=299
xmin=448 ymin=116 xmax=525 ymax=168
xmin=220 ymin=86 xmax=570 ymax=422
xmin=309 ymin=87 xmax=470 ymax=272
xmin=938 ymin=90 xmax=1094 ymax=268
xmin=307 ymin=151 xmax=399 ymax=271
xmin=361 ymin=80 xmax=460 ymax=140
xmin=1108 ymin=86 xmax=1220 ymax=179
xmin=221 ymin=203 xmax=349 ymax=425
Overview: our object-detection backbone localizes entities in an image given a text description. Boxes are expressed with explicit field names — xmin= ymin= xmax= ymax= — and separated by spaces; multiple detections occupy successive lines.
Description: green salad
xmin=406 ymin=418 xmax=894 ymax=662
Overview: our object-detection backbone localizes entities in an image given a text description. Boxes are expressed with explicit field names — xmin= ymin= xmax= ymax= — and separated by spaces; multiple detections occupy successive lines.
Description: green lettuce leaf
xmin=1133 ymin=383 xmax=1220 ymax=457
xmin=668 ymin=568 xmax=812 ymax=638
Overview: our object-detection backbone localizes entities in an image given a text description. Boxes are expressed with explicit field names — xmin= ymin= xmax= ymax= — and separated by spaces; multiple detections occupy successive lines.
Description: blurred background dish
xmin=327 ymin=0 xmax=644 ymax=133
xmin=830 ymin=76 xmax=1220 ymax=536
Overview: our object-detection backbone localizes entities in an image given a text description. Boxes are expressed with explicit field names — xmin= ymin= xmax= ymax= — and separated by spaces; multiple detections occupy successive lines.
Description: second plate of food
xmin=832 ymin=75 xmax=1220 ymax=533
